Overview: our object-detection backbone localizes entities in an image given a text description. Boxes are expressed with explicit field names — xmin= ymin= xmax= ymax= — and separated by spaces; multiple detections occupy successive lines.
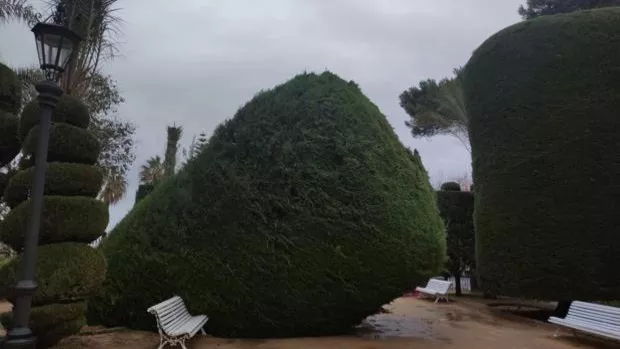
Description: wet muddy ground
xmin=1 ymin=296 xmax=616 ymax=349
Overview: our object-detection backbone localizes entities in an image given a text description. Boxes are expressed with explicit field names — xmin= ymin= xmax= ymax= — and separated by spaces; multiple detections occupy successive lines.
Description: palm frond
xmin=98 ymin=168 xmax=127 ymax=204
xmin=0 ymin=0 xmax=41 ymax=25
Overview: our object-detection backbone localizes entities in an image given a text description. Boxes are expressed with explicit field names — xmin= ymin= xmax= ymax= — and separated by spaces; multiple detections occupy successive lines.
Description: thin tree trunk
xmin=454 ymin=270 xmax=462 ymax=296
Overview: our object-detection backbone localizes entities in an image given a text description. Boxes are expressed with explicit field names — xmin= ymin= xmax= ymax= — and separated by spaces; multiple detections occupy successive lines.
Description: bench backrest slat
xmin=426 ymin=279 xmax=452 ymax=293
xmin=566 ymin=301 xmax=620 ymax=330
xmin=148 ymin=296 xmax=194 ymax=335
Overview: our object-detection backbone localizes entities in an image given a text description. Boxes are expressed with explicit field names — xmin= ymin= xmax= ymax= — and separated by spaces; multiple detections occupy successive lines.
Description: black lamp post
xmin=2 ymin=20 xmax=81 ymax=349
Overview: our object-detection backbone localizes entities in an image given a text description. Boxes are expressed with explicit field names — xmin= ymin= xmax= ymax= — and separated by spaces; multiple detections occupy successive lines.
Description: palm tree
xmin=0 ymin=0 xmax=39 ymax=24
xmin=163 ymin=125 xmax=182 ymax=178
xmin=139 ymin=156 xmax=165 ymax=185
xmin=98 ymin=168 xmax=126 ymax=204
xmin=5 ymin=1 xmax=134 ymax=205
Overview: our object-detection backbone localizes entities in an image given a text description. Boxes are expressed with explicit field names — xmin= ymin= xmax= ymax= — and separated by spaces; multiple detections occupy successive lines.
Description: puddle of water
xmin=355 ymin=313 xmax=441 ymax=341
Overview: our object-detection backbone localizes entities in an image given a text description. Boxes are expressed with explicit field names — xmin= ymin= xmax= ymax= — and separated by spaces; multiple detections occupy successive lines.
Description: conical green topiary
xmin=464 ymin=8 xmax=620 ymax=301
xmin=0 ymin=94 xmax=107 ymax=348
xmin=88 ymin=72 xmax=445 ymax=338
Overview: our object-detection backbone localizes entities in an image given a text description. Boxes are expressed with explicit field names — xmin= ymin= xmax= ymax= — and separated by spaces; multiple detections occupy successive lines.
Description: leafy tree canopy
xmin=518 ymin=0 xmax=620 ymax=19
xmin=399 ymin=68 xmax=469 ymax=152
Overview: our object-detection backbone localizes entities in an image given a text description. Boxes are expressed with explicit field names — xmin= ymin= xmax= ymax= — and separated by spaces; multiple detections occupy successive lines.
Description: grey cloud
xmin=1 ymin=0 xmax=525 ymax=228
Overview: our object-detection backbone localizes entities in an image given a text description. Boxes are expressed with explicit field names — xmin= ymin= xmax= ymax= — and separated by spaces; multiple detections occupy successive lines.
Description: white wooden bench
xmin=147 ymin=295 xmax=209 ymax=349
xmin=548 ymin=301 xmax=620 ymax=341
xmin=415 ymin=278 xmax=452 ymax=303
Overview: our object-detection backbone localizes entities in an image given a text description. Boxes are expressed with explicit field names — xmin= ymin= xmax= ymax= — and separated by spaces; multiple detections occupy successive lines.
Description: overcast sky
xmin=0 ymin=0 xmax=524 ymax=229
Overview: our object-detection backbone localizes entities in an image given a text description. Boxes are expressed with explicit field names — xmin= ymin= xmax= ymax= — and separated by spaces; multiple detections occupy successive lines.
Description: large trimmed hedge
xmin=88 ymin=72 xmax=445 ymax=338
xmin=0 ymin=243 xmax=106 ymax=306
xmin=3 ymin=162 xmax=103 ymax=208
xmin=463 ymin=8 xmax=620 ymax=300
xmin=23 ymin=123 xmax=100 ymax=165
xmin=0 ymin=196 xmax=109 ymax=250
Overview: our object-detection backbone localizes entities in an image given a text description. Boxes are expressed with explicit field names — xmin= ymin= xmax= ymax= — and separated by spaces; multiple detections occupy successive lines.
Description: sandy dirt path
xmin=1 ymin=297 xmax=616 ymax=349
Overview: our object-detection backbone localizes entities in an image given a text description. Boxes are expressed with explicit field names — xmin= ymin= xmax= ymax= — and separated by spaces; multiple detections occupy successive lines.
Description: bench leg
xmin=201 ymin=328 xmax=207 ymax=335
xmin=434 ymin=296 xmax=439 ymax=303
xmin=553 ymin=327 xmax=562 ymax=338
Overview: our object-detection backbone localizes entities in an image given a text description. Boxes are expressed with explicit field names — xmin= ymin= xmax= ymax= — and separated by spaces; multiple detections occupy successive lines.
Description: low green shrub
xmin=0 ymin=196 xmax=108 ymax=250
xmin=23 ymin=123 xmax=100 ymax=165
xmin=3 ymin=163 xmax=103 ymax=208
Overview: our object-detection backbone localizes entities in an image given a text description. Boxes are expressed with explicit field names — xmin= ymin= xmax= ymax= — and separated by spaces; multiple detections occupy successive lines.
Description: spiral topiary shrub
xmin=3 ymin=162 xmax=103 ymax=208
xmin=87 ymin=71 xmax=445 ymax=338
xmin=23 ymin=123 xmax=100 ymax=165
xmin=19 ymin=95 xmax=90 ymax=139
xmin=0 ymin=95 xmax=107 ymax=348
xmin=0 ymin=196 xmax=108 ymax=250
xmin=463 ymin=8 xmax=620 ymax=301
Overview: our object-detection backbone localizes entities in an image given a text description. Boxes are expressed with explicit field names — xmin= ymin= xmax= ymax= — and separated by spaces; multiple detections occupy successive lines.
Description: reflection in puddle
xmin=356 ymin=312 xmax=443 ymax=341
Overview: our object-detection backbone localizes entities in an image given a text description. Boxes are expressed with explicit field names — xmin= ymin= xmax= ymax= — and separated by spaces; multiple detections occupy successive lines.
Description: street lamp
xmin=2 ymin=20 xmax=82 ymax=349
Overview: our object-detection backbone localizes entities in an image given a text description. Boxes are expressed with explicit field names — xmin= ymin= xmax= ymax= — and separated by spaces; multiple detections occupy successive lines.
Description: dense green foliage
xmin=88 ymin=72 xmax=445 ymax=338
xmin=19 ymin=95 xmax=91 ymax=139
xmin=0 ymin=243 xmax=106 ymax=305
xmin=135 ymin=184 xmax=155 ymax=203
xmin=463 ymin=8 xmax=620 ymax=300
xmin=23 ymin=123 xmax=100 ymax=165
xmin=0 ymin=111 xmax=20 ymax=165
xmin=0 ymin=302 xmax=87 ymax=333
xmin=3 ymin=163 xmax=103 ymax=208
xmin=519 ymin=0 xmax=620 ymax=19
xmin=0 ymin=63 xmax=21 ymax=114
xmin=0 ymin=196 xmax=108 ymax=250
xmin=436 ymin=184 xmax=475 ymax=296
xmin=440 ymin=182 xmax=461 ymax=192
xmin=0 ymin=63 xmax=21 ymax=168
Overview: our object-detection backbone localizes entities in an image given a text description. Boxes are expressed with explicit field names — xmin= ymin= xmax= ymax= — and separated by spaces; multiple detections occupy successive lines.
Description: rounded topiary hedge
xmin=23 ymin=123 xmax=100 ymax=165
xmin=0 ymin=196 xmax=109 ymax=250
xmin=3 ymin=162 xmax=103 ymax=208
xmin=19 ymin=96 xmax=91 ymax=139
xmin=440 ymin=182 xmax=461 ymax=192
xmin=0 ymin=243 xmax=106 ymax=306
xmin=463 ymin=8 xmax=620 ymax=300
xmin=88 ymin=72 xmax=446 ymax=338
xmin=0 ymin=63 xmax=21 ymax=114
